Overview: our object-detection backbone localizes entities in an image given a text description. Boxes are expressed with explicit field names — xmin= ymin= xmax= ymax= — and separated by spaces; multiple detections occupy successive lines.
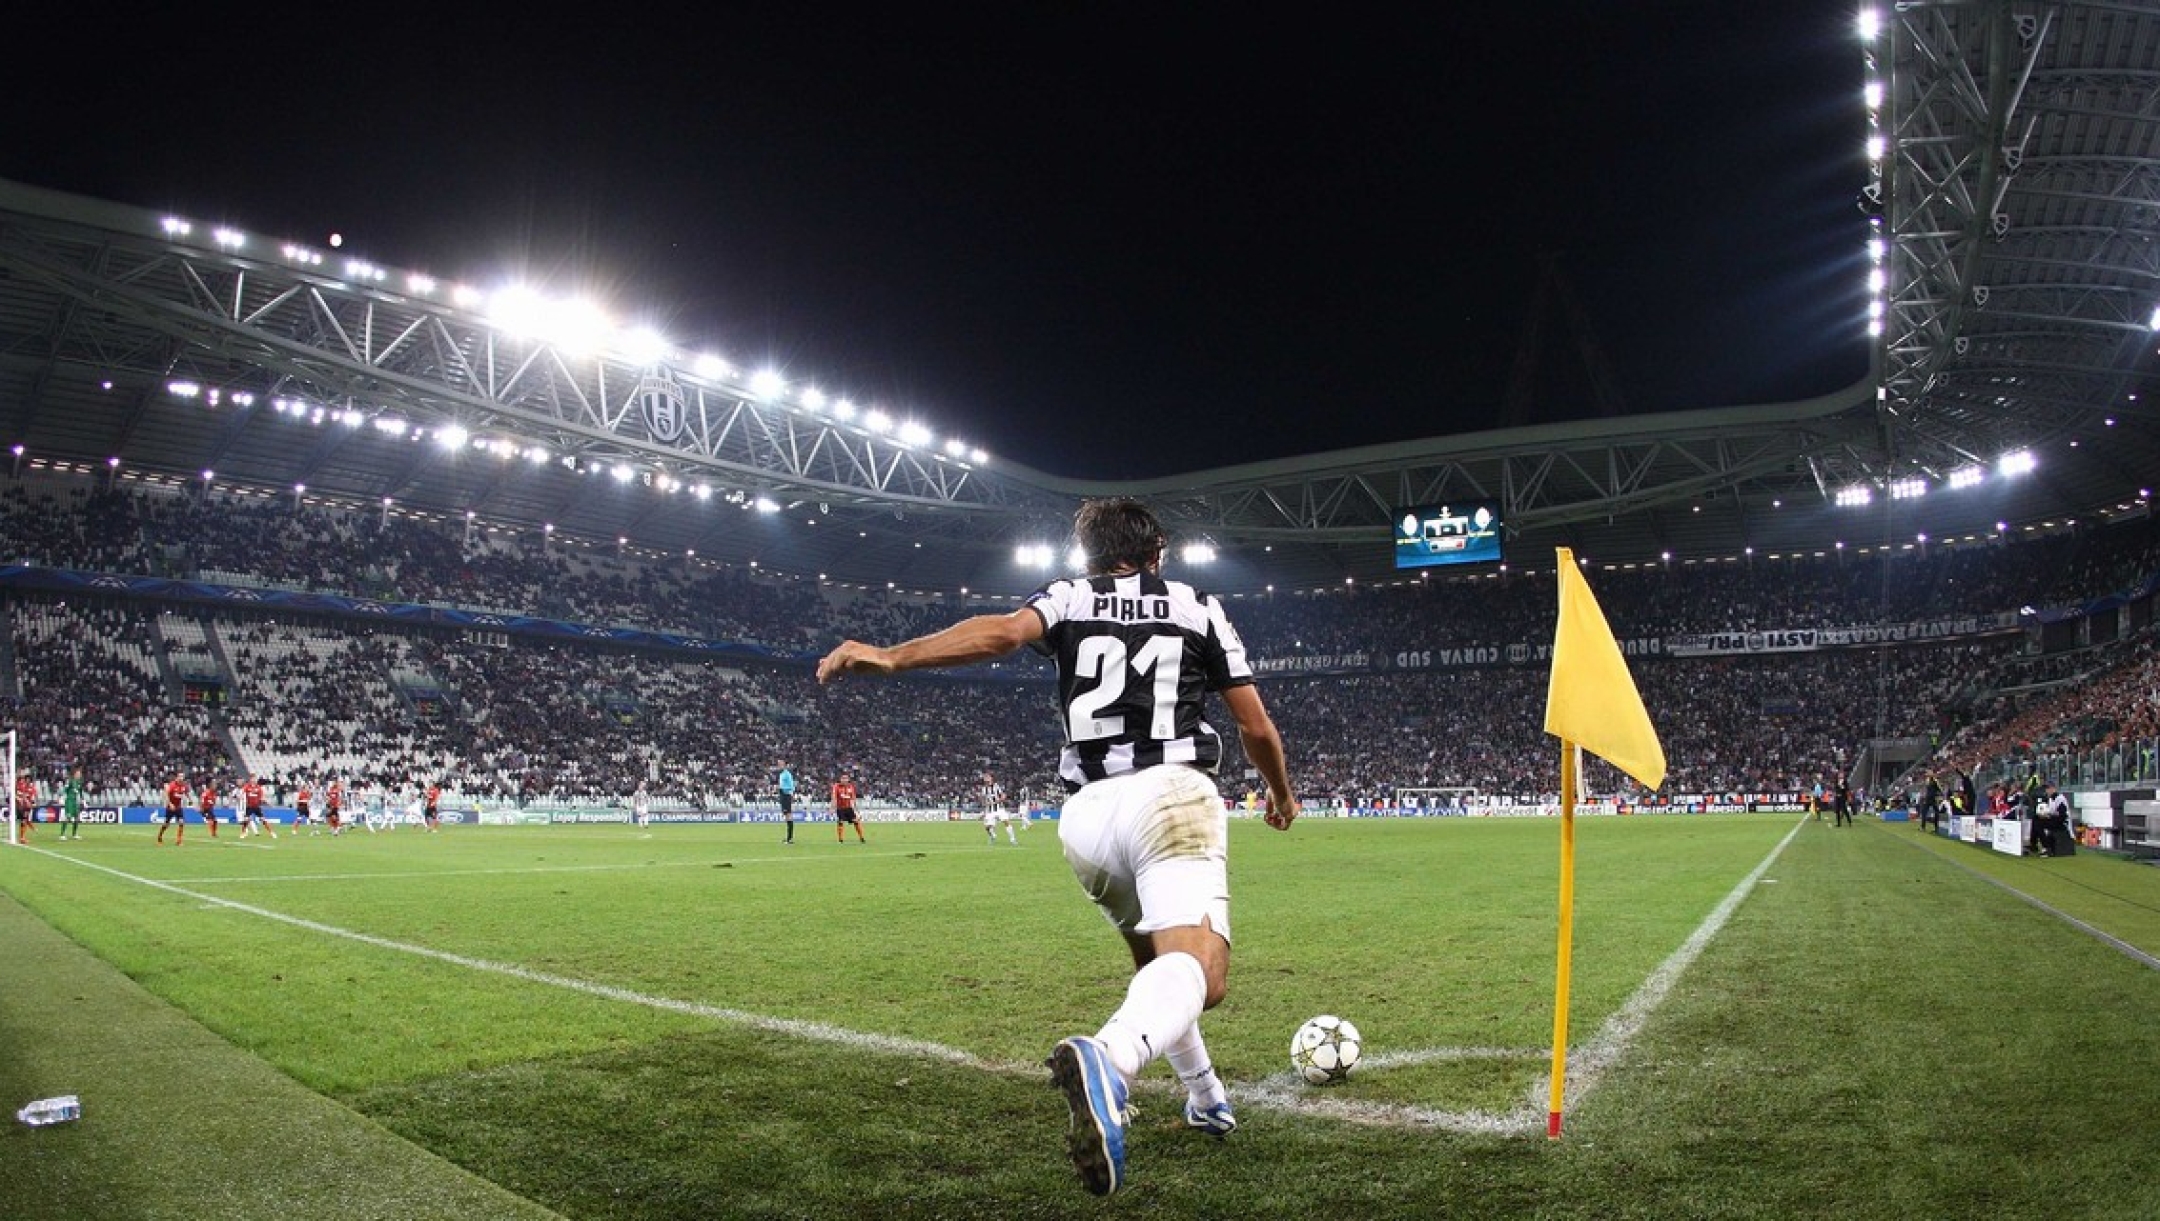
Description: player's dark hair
xmin=1075 ymin=498 xmax=1167 ymax=575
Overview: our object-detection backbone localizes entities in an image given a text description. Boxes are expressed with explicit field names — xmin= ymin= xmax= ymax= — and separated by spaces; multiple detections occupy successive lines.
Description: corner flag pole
xmin=1546 ymin=739 xmax=1579 ymax=1138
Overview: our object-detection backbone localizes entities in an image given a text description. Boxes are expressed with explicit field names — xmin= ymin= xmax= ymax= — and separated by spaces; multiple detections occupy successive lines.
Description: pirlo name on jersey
xmin=1027 ymin=571 xmax=1256 ymax=790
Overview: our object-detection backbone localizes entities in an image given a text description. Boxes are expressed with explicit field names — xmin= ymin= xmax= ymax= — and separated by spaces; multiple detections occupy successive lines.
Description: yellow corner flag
xmin=1543 ymin=548 xmax=1666 ymax=790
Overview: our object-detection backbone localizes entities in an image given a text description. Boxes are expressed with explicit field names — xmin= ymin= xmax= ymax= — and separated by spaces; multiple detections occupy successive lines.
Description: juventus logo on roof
xmin=638 ymin=371 xmax=688 ymax=445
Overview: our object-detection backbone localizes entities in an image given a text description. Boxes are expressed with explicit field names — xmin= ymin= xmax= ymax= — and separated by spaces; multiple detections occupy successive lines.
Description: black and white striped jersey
xmin=1024 ymin=570 xmax=1256 ymax=791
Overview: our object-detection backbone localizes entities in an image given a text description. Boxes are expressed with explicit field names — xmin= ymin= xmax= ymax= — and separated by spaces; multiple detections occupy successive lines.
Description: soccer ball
xmin=1290 ymin=1014 xmax=1362 ymax=1085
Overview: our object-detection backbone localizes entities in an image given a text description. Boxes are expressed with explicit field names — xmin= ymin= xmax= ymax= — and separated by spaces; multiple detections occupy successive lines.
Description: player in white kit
xmin=978 ymin=772 xmax=1017 ymax=845
xmin=818 ymin=497 xmax=1299 ymax=1197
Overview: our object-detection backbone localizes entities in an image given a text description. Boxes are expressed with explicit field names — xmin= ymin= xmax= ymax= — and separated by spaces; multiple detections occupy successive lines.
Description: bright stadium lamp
xmin=1998 ymin=450 xmax=2036 ymax=476
xmin=864 ymin=409 xmax=893 ymax=434
xmin=487 ymin=286 xmax=547 ymax=337
xmin=693 ymin=352 xmax=733 ymax=380
xmin=544 ymin=297 xmax=612 ymax=354
xmin=898 ymin=421 xmax=932 ymax=447
xmin=436 ymin=424 xmax=470 ymax=450
xmin=618 ymin=326 xmax=672 ymax=366
xmin=751 ymin=368 xmax=787 ymax=399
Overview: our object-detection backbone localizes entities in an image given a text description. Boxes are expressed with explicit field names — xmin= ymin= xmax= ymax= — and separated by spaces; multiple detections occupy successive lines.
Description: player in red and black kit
xmin=239 ymin=774 xmax=275 ymax=839
xmin=198 ymin=777 xmax=221 ymax=838
xmin=325 ymin=779 xmax=344 ymax=835
xmin=293 ymin=781 xmax=315 ymax=834
xmin=158 ymin=772 xmax=188 ymax=845
xmin=832 ymin=772 xmax=867 ymax=843
xmin=423 ymin=781 xmax=442 ymax=832
xmin=14 ymin=771 xmax=39 ymax=843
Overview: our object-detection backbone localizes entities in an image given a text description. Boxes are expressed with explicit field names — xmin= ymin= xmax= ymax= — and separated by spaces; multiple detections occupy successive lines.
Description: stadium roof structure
xmin=1 ymin=3 xmax=2156 ymax=598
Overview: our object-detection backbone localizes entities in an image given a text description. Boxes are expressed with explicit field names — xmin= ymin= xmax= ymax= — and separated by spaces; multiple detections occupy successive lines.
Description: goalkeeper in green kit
xmin=59 ymin=765 xmax=85 ymax=840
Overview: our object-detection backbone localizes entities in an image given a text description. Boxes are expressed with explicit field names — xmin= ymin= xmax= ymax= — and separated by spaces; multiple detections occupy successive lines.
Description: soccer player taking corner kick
xmin=816 ymin=496 xmax=1299 ymax=1197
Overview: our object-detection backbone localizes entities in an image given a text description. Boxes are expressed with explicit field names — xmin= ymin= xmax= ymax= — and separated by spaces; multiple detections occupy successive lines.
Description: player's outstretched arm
xmin=1221 ymin=684 xmax=1299 ymax=830
xmin=817 ymin=609 xmax=1043 ymax=683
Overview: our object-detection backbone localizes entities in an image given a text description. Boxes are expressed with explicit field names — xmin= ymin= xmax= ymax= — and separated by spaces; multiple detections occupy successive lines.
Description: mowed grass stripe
xmin=0 ymin=892 xmax=568 ymax=1221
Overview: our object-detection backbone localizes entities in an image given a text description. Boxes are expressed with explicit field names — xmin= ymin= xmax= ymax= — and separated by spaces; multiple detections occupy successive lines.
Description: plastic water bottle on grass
xmin=16 ymin=1095 xmax=81 ymax=1126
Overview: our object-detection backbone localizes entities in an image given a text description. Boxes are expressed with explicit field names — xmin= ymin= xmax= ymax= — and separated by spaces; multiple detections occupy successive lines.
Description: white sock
xmin=1164 ymin=1025 xmax=1228 ymax=1109
xmin=1095 ymin=951 xmax=1206 ymax=1081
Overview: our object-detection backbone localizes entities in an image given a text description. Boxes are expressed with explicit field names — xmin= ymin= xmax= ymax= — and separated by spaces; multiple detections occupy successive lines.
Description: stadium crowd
xmin=6 ymin=471 xmax=2160 ymax=811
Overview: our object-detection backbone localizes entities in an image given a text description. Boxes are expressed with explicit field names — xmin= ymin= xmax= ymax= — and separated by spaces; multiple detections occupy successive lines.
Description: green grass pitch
xmin=5 ymin=814 xmax=2160 ymax=1219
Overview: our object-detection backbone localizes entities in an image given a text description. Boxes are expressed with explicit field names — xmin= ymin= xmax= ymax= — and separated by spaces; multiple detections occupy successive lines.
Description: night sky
xmin=8 ymin=5 xmax=1870 ymax=481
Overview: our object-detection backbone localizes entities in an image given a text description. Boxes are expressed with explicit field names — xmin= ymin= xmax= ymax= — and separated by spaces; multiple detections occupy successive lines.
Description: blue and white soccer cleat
xmin=1183 ymin=1098 xmax=1237 ymax=1137
xmin=1047 ymin=1036 xmax=1130 ymax=1196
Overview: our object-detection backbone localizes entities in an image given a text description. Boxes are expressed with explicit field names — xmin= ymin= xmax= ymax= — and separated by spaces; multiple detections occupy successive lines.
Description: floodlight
xmin=2149 ymin=304 xmax=2160 ymax=331
xmin=168 ymin=381 xmax=202 ymax=399
xmin=526 ymin=445 xmax=549 ymax=463
xmin=214 ymin=227 xmax=245 ymax=249
xmin=693 ymin=484 xmax=712 ymax=500
xmin=1835 ymin=485 xmax=1873 ymax=507
xmin=1864 ymin=80 xmax=1884 ymax=109
xmin=943 ymin=439 xmax=967 ymax=457
xmin=201 ymin=468 xmax=215 ymax=482
xmin=1867 ymin=268 xmax=1886 ymax=294
xmin=436 ymin=424 xmax=470 ymax=449
xmin=800 ymin=387 xmax=826 ymax=410
xmin=864 ymin=409 xmax=893 ymax=433
xmin=1997 ymin=450 xmax=2036 ymax=476
xmin=488 ymin=286 xmax=548 ymax=337
xmin=611 ymin=464 xmax=635 ymax=483
xmin=340 ymin=410 xmax=365 ymax=427
xmin=1857 ymin=8 xmax=1881 ymax=40
xmin=751 ymin=368 xmax=787 ymax=399
xmin=898 ymin=421 xmax=932 ymax=446
xmin=693 ymin=353 xmax=732 ymax=380
xmin=373 ymin=417 xmax=408 ymax=437
xmin=1180 ymin=543 xmax=1216 ymax=564
xmin=834 ymin=399 xmax=858 ymax=421
xmin=619 ymin=326 xmax=671 ymax=366
xmin=1865 ymin=135 xmax=1886 ymax=162
xmin=1947 ymin=467 xmax=1983 ymax=489
xmin=1889 ymin=477 xmax=1927 ymax=500
xmin=970 ymin=448 xmax=987 ymax=463
xmin=544 ymin=297 xmax=612 ymax=354
xmin=754 ymin=496 xmax=781 ymax=513
xmin=161 ymin=217 xmax=191 ymax=237
xmin=407 ymin=273 xmax=436 ymax=294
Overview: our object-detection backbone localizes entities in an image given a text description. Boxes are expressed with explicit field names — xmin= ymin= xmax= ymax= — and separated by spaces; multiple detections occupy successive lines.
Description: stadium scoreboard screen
xmin=1392 ymin=502 xmax=1503 ymax=569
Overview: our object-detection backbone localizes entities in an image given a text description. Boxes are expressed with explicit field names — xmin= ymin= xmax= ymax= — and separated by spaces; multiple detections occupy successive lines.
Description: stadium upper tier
xmin=2 ymin=165 xmax=2155 ymax=595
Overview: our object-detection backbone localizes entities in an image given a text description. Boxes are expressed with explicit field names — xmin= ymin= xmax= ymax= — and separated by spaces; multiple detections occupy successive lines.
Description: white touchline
xmin=27 ymin=818 xmax=1806 ymax=1134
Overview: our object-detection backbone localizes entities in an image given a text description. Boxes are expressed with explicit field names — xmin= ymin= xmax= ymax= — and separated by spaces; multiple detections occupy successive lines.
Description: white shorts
xmin=982 ymin=810 xmax=1004 ymax=826
xmin=1057 ymin=765 xmax=1230 ymax=943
